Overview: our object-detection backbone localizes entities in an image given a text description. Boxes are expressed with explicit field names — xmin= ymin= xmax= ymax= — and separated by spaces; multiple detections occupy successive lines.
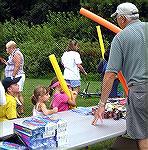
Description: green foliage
xmin=1 ymin=1 xmax=147 ymax=78
xmin=47 ymin=11 xmax=98 ymax=41
xmin=1 ymin=10 xmax=104 ymax=78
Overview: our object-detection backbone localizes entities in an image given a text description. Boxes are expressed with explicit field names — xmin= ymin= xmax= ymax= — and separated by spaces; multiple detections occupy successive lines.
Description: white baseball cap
xmin=111 ymin=2 xmax=139 ymax=18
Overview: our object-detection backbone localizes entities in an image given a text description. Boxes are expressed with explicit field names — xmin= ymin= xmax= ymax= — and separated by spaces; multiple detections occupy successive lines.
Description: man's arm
xmin=92 ymin=72 xmax=116 ymax=125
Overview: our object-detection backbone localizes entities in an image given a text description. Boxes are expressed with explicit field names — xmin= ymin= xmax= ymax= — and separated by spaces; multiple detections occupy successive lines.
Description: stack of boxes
xmin=13 ymin=116 xmax=68 ymax=149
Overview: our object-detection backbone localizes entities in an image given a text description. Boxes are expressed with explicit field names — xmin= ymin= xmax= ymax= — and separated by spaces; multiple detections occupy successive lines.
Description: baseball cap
xmin=111 ymin=2 xmax=139 ymax=18
xmin=2 ymin=77 xmax=21 ymax=91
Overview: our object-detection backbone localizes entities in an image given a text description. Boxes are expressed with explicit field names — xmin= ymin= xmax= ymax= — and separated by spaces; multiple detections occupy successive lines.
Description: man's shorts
xmin=126 ymin=83 xmax=148 ymax=139
xmin=65 ymin=80 xmax=81 ymax=88
xmin=16 ymin=74 xmax=25 ymax=92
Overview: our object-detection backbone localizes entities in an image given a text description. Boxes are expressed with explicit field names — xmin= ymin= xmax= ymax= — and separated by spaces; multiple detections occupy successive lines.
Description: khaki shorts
xmin=126 ymin=83 xmax=148 ymax=139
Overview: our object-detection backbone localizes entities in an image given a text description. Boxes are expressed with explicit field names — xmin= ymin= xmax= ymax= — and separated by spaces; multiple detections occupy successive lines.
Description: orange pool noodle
xmin=80 ymin=8 xmax=122 ymax=33
xmin=80 ymin=8 xmax=128 ymax=96
xmin=118 ymin=71 xmax=128 ymax=97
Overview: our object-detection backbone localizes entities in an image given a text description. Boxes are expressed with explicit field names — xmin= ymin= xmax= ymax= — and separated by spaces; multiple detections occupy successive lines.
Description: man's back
xmin=107 ymin=21 xmax=147 ymax=86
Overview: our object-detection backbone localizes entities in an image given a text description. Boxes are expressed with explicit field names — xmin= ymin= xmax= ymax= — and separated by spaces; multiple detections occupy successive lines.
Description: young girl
xmin=61 ymin=40 xmax=87 ymax=93
xmin=48 ymin=77 xmax=77 ymax=112
xmin=31 ymin=85 xmax=58 ymax=116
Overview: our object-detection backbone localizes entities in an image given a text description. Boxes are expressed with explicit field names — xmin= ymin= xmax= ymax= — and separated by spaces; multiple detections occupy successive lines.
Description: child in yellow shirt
xmin=0 ymin=77 xmax=21 ymax=122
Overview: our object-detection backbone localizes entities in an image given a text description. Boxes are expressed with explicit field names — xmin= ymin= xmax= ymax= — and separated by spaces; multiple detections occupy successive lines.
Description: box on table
xmin=13 ymin=116 xmax=68 ymax=148
xmin=14 ymin=116 xmax=57 ymax=136
xmin=14 ymin=129 xmax=55 ymax=142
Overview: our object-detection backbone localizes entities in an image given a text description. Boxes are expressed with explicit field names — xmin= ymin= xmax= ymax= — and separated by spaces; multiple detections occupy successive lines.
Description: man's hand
xmin=92 ymin=106 xmax=105 ymax=126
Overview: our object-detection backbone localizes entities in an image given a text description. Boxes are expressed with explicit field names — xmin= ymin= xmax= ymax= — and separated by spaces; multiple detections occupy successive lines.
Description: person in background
xmin=0 ymin=77 xmax=21 ymax=122
xmin=92 ymin=2 xmax=148 ymax=150
xmin=0 ymin=81 xmax=6 ymax=105
xmin=98 ymin=47 xmax=120 ymax=98
xmin=48 ymin=77 xmax=77 ymax=112
xmin=1 ymin=41 xmax=25 ymax=115
xmin=61 ymin=40 xmax=87 ymax=93
xmin=31 ymin=85 xmax=58 ymax=116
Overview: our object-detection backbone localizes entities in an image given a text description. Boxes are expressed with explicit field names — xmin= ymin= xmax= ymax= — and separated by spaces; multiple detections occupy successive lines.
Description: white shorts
xmin=15 ymin=74 xmax=25 ymax=92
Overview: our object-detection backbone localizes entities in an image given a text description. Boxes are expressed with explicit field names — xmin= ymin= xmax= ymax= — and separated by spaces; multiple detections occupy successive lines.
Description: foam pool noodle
xmin=49 ymin=54 xmax=76 ymax=109
xmin=80 ymin=8 xmax=128 ymax=96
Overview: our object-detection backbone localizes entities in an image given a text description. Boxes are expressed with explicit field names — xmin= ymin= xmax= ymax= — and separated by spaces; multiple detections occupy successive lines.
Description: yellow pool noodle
xmin=96 ymin=25 xmax=105 ymax=59
xmin=49 ymin=54 xmax=71 ymax=98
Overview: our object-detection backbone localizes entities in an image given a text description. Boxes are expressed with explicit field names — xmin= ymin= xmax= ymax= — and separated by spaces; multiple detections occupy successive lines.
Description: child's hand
xmin=72 ymin=91 xmax=77 ymax=95
xmin=69 ymin=90 xmax=77 ymax=95
xmin=71 ymin=91 xmax=78 ymax=99
xmin=53 ymin=107 xmax=58 ymax=113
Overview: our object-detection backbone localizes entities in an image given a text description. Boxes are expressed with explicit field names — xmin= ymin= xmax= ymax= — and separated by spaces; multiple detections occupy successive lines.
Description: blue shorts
xmin=65 ymin=80 xmax=81 ymax=88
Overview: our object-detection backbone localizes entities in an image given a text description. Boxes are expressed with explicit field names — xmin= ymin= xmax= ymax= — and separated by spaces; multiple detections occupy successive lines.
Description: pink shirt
xmin=51 ymin=92 xmax=69 ymax=112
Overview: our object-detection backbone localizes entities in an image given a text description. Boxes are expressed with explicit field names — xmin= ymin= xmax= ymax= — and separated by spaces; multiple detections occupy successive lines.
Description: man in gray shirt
xmin=92 ymin=2 xmax=148 ymax=150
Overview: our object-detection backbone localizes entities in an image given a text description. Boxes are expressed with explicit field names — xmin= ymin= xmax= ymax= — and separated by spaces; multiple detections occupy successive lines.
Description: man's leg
xmin=138 ymin=139 xmax=148 ymax=150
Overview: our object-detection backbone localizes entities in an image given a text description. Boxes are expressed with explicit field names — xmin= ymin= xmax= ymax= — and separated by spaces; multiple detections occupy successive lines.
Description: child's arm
xmin=40 ymin=103 xmax=58 ymax=115
xmin=68 ymin=90 xmax=77 ymax=107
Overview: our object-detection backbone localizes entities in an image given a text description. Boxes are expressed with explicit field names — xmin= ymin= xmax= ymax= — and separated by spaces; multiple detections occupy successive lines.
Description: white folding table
xmin=0 ymin=110 xmax=126 ymax=149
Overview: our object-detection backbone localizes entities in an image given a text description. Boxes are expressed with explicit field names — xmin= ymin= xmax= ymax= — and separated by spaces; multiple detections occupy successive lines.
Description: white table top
xmin=0 ymin=110 xmax=126 ymax=149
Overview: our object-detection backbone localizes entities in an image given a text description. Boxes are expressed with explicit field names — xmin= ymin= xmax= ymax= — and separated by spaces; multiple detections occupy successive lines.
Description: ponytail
xmin=31 ymin=95 xmax=37 ymax=105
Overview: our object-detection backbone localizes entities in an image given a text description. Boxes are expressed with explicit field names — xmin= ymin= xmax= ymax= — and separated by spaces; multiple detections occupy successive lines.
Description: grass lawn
xmin=22 ymin=78 xmax=115 ymax=150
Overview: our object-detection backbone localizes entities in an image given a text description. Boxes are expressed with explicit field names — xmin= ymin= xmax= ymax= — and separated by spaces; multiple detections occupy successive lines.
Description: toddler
xmin=31 ymin=85 xmax=58 ymax=116
xmin=48 ymin=77 xmax=77 ymax=112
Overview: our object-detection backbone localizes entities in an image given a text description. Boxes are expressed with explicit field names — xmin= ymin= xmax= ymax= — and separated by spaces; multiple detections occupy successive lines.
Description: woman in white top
xmin=61 ymin=40 xmax=87 ymax=93
xmin=2 ymin=41 xmax=25 ymax=114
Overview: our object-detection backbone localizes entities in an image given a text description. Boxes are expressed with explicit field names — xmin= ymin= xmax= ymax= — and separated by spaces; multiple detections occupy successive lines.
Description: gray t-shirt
xmin=106 ymin=20 xmax=148 ymax=86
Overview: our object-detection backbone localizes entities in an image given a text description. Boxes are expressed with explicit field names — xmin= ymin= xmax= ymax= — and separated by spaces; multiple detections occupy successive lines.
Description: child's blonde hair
xmin=31 ymin=86 xmax=48 ymax=105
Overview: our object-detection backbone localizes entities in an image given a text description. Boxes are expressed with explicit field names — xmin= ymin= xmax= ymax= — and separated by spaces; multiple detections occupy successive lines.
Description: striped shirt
xmin=106 ymin=20 xmax=148 ymax=86
xmin=5 ymin=48 xmax=24 ymax=77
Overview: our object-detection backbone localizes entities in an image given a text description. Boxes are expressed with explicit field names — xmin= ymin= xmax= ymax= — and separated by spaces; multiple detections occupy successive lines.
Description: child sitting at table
xmin=31 ymin=85 xmax=58 ymax=116
xmin=0 ymin=77 xmax=21 ymax=122
xmin=48 ymin=77 xmax=77 ymax=112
